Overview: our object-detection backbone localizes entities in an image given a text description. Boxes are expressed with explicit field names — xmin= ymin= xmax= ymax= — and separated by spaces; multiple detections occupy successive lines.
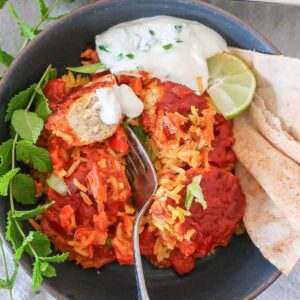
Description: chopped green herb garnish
xmin=185 ymin=175 xmax=207 ymax=211
xmin=162 ymin=44 xmax=173 ymax=50
xmin=126 ymin=53 xmax=135 ymax=59
xmin=149 ymin=29 xmax=155 ymax=36
xmin=175 ymin=24 xmax=183 ymax=32
xmin=176 ymin=39 xmax=183 ymax=43
xmin=144 ymin=43 xmax=152 ymax=52
xmin=98 ymin=44 xmax=109 ymax=53
xmin=105 ymin=238 xmax=113 ymax=249
xmin=117 ymin=53 xmax=123 ymax=60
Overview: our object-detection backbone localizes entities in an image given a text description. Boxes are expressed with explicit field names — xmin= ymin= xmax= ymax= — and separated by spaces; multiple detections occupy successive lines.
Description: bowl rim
xmin=0 ymin=1 xmax=281 ymax=299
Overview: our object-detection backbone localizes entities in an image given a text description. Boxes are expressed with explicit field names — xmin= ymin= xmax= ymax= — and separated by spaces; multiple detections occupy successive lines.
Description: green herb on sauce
xmin=175 ymin=24 xmax=183 ymax=32
xmin=117 ymin=53 xmax=123 ymax=60
xmin=98 ymin=44 xmax=109 ymax=53
xmin=176 ymin=39 xmax=183 ymax=43
xmin=185 ymin=175 xmax=207 ymax=211
xmin=126 ymin=53 xmax=135 ymax=59
xmin=149 ymin=29 xmax=155 ymax=36
xmin=162 ymin=44 xmax=173 ymax=50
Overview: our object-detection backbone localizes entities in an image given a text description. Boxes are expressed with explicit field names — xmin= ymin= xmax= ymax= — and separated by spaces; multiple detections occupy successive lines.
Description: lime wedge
xmin=207 ymin=52 xmax=256 ymax=119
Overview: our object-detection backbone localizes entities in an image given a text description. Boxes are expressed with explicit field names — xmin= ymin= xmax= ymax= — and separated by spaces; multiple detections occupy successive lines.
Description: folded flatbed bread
xmin=233 ymin=114 xmax=300 ymax=232
xmin=235 ymin=163 xmax=300 ymax=275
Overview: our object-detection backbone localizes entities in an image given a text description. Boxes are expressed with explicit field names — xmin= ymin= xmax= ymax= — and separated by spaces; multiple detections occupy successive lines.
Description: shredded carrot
xmin=80 ymin=48 xmax=99 ymax=65
xmin=67 ymin=160 xmax=81 ymax=177
xmin=73 ymin=178 xmax=88 ymax=192
xmin=202 ymin=148 xmax=210 ymax=170
xmin=29 ymin=218 xmax=40 ymax=231
xmin=80 ymin=191 xmax=93 ymax=206
xmin=196 ymin=76 xmax=204 ymax=94
xmin=34 ymin=182 xmax=43 ymax=197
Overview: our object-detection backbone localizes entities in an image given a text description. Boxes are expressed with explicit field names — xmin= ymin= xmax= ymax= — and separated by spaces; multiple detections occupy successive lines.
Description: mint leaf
xmin=7 ymin=260 xmax=19 ymax=289
xmin=25 ymin=232 xmax=51 ymax=257
xmin=11 ymin=110 xmax=44 ymax=143
xmin=37 ymin=0 xmax=48 ymax=18
xmin=0 ymin=0 xmax=8 ymax=9
xmin=0 ymin=168 xmax=20 ymax=196
xmin=41 ymin=67 xmax=57 ymax=88
xmin=8 ymin=3 xmax=36 ymax=40
xmin=67 ymin=63 xmax=106 ymax=74
xmin=13 ymin=201 xmax=54 ymax=221
xmin=32 ymin=259 xmax=43 ymax=290
xmin=5 ymin=84 xmax=36 ymax=121
xmin=40 ymin=262 xmax=56 ymax=277
xmin=14 ymin=231 xmax=34 ymax=260
xmin=40 ymin=252 xmax=69 ymax=263
xmin=0 ymin=48 xmax=13 ymax=67
xmin=0 ymin=139 xmax=13 ymax=176
xmin=16 ymin=140 xmax=52 ymax=172
xmin=35 ymin=88 xmax=52 ymax=121
xmin=12 ymin=173 xmax=37 ymax=205
xmin=6 ymin=211 xmax=23 ymax=251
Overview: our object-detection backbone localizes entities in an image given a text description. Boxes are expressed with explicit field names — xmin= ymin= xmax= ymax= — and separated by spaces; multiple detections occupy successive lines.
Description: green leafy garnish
xmin=126 ymin=53 xmax=135 ymax=59
xmin=0 ymin=0 xmax=8 ymax=9
xmin=11 ymin=110 xmax=44 ymax=144
xmin=105 ymin=238 xmax=113 ymax=249
xmin=12 ymin=174 xmax=37 ymax=205
xmin=16 ymin=140 xmax=52 ymax=173
xmin=176 ymin=40 xmax=183 ymax=43
xmin=149 ymin=29 xmax=155 ymax=36
xmin=5 ymin=211 xmax=23 ymax=251
xmin=13 ymin=202 xmax=54 ymax=221
xmin=174 ymin=24 xmax=183 ymax=32
xmin=162 ymin=44 xmax=173 ymax=50
xmin=0 ymin=48 xmax=13 ymax=67
xmin=67 ymin=63 xmax=107 ymax=74
xmin=117 ymin=53 xmax=123 ymax=60
xmin=130 ymin=124 xmax=148 ymax=142
xmin=0 ymin=139 xmax=13 ymax=176
xmin=98 ymin=44 xmax=109 ymax=52
xmin=5 ymin=84 xmax=36 ymax=121
xmin=0 ymin=168 xmax=20 ymax=196
xmin=35 ymin=88 xmax=52 ymax=121
xmin=8 ymin=3 xmax=36 ymax=40
xmin=185 ymin=175 xmax=207 ymax=211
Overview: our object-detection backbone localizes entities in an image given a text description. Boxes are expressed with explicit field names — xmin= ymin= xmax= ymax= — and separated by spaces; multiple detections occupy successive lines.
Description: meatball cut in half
xmin=46 ymin=74 xmax=120 ymax=146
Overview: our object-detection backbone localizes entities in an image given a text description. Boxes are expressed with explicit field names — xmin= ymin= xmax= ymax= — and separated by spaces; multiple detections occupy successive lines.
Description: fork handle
xmin=133 ymin=204 xmax=152 ymax=300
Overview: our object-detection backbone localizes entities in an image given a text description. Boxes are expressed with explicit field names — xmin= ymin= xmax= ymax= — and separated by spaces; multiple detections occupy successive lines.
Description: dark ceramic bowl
xmin=0 ymin=1 xmax=280 ymax=299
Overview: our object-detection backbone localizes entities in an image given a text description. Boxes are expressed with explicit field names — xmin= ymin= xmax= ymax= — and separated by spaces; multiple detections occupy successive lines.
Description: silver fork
xmin=125 ymin=126 xmax=158 ymax=300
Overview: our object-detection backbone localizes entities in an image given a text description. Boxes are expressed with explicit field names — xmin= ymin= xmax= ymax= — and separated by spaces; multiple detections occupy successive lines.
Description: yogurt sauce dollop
xmin=95 ymin=16 xmax=227 ymax=92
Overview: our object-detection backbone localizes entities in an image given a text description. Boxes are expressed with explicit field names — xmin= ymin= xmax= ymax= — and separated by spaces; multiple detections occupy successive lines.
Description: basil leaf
xmin=8 ymin=3 xmax=36 ymax=40
xmin=16 ymin=140 xmax=52 ymax=173
xmin=13 ymin=201 xmax=54 ymax=221
xmin=0 ymin=48 xmax=13 ymax=67
xmin=34 ymin=87 xmax=52 ymax=121
xmin=11 ymin=110 xmax=44 ymax=143
xmin=67 ymin=63 xmax=107 ymax=74
xmin=5 ymin=84 xmax=36 ymax=121
xmin=0 ymin=168 xmax=20 ymax=196
xmin=6 ymin=211 xmax=23 ymax=251
xmin=0 ymin=139 xmax=13 ymax=176
xmin=12 ymin=173 xmax=37 ymax=205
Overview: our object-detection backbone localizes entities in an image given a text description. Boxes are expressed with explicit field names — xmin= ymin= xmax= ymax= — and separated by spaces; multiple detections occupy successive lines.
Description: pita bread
xmin=249 ymin=95 xmax=300 ymax=164
xmin=230 ymin=48 xmax=300 ymax=141
xmin=235 ymin=163 xmax=300 ymax=275
xmin=233 ymin=113 xmax=300 ymax=231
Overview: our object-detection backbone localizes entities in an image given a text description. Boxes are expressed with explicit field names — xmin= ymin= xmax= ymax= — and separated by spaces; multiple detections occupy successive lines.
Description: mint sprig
xmin=1 ymin=66 xmax=69 ymax=294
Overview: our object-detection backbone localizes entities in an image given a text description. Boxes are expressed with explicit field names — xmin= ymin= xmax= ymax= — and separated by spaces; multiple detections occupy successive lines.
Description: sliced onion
xmin=46 ymin=174 xmax=71 ymax=196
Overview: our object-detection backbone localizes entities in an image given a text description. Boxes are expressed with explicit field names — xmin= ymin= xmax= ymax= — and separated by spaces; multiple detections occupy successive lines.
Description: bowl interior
xmin=0 ymin=1 xmax=279 ymax=299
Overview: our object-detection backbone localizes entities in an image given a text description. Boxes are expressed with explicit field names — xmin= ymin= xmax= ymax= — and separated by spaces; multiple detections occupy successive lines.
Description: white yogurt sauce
xmin=96 ymin=84 xmax=144 ymax=125
xmin=95 ymin=16 xmax=227 ymax=92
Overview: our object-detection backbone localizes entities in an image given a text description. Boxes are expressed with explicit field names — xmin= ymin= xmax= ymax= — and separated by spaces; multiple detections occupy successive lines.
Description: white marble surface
xmin=0 ymin=0 xmax=300 ymax=299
